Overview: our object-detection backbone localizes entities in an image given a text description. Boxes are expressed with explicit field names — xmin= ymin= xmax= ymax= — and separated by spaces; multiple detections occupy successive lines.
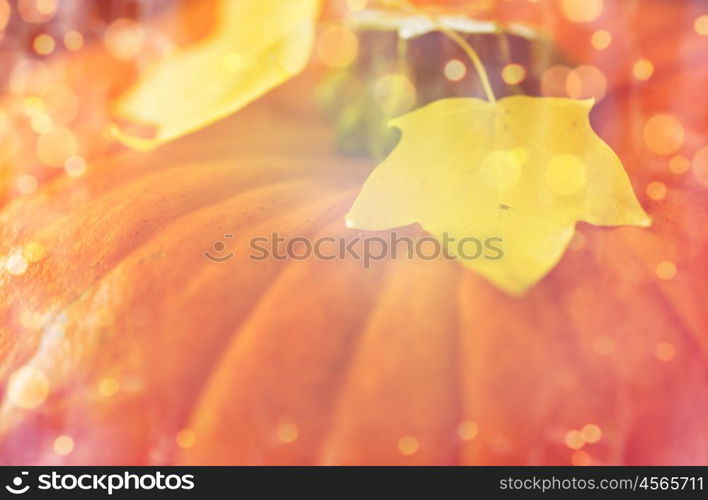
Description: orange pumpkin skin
xmin=0 ymin=0 xmax=707 ymax=466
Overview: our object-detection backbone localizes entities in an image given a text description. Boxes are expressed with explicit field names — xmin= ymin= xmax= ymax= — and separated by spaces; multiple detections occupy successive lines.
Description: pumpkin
xmin=0 ymin=0 xmax=707 ymax=465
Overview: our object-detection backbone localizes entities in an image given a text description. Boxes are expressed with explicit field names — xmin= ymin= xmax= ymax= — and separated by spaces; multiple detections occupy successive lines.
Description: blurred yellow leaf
xmin=346 ymin=96 xmax=651 ymax=295
xmin=111 ymin=0 xmax=321 ymax=150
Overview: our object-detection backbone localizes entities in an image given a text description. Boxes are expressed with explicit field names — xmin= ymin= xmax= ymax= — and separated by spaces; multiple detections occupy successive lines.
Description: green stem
xmin=431 ymin=21 xmax=497 ymax=103
xmin=375 ymin=0 xmax=498 ymax=103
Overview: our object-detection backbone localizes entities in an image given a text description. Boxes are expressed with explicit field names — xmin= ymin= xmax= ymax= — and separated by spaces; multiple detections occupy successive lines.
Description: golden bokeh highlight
xmin=561 ymin=0 xmax=603 ymax=23
xmin=5 ymin=253 xmax=28 ymax=276
xmin=565 ymin=71 xmax=583 ymax=100
xmin=591 ymin=29 xmax=612 ymax=50
xmin=458 ymin=420 xmax=479 ymax=441
xmin=444 ymin=59 xmax=467 ymax=82
xmin=33 ymin=33 xmax=55 ymax=55
xmin=18 ymin=0 xmax=54 ymax=23
xmin=655 ymin=260 xmax=677 ymax=280
xmin=502 ymin=63 xmax=526 ymax=85
xmin=646 ymin=181 xmax=667 ymax=201
xmin=633 ymin=58 xmax=654 ymax=81
xmin=398 ymin=435 xmax=419 ymax=456
xmin=566 ymin=65 xmax=607 ymax=100
xmin=581 ymin=424 xmax=602 ymax=443
xmin=316 ymin=26 xmax=358 ymax=68
xmin=571 ymin=450 xmax=592 ymax=466
xmin=546 ymin=154 xmax=587 ymax=196
xmin=65 ymin=156 xmax=87 ymax=177
xmin=104 ymin=19 xmax=145 ymax=60
xmin=30 ymin=113 xmax=52 ymax=134
xmin=668 ymin=155 xmax=690 ymax=174
xmin=564 ymin=430 xmax=585 ymax=450
xmin=176 ymin=429 xmax=197 ymax=449
xmin=7 ymin=366 xmax=49 ymax=409
xmin=53 ymin=435 xmax=74 ymax=456
xmin=98 ymin=377 xmax=120 ymax=397
xmin=643 ymin=114 xmax=684 ymax=156
xmin=63 ymin=30 xmax=84 ymax=51
xmin=277 ymin=420 xmax=299 ymax=444
xmin=654 ymin=342 xmax=676 ymax=362
xmin=23 ymin=96 xmax=44 ymax=115
xmin=23 ymin=242 xmax=46 ymax=263
xmin=36 ymin=0 xmax=57 ymax=16
xmin=542 ymin=65 xmax=607 ymax=100
xmin=695 ymin=15 xmax=708 ymax=36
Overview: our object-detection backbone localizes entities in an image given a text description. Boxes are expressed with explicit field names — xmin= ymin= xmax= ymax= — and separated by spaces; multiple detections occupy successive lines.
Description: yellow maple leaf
xmin=346 ymin=96 xmax=652 ymax=295
xmin=111 ymin=0 xmax=321 ymax=151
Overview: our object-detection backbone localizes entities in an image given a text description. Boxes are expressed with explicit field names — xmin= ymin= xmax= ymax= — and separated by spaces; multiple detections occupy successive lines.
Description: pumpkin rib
xmin=177 ymin=216 xmax=378 ymax=463
xmin=455 ymin=268 xmax=626 ymax=465
xmin=0 ymin=113 xmax=365 ymax=355
xmin=0 ymin=156 xmax=322 ymax=257
xmin=131 ymin=193 xmax=359 ymax=463
xmin=177 ymin=214 xmax=392 ymax=465
xmin=149 ymin=193 xmax=361 ymax=464
xmin=173 ymin=194 xmax=364 ymax=464
xmin=0 ymin=150 xmax=171 ymax=245
xmin=0 ymin=175 xmax=324 ymax=386
xmin=1 ymin=178 xmax=350 ymax=386
xmin=313 ymin=259 xmax=404 ymax=464
xmin=318 ymin=258 xmax=464 ymax=465
xmin=0 ymin=183 xmax=361 ymax=464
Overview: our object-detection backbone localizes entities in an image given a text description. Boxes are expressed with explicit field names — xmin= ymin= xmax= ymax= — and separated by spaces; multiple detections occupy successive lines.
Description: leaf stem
xmin=380 ymin=0 xmax=497 ymax=103
xmin=431 ymin=21 xmax=497 ymax=103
